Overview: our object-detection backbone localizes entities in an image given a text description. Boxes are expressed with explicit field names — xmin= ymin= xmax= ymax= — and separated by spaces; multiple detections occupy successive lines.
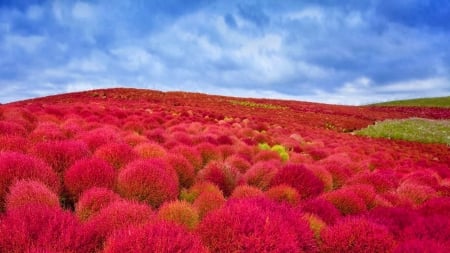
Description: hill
xmin=0 ymin=88 xmax=449 ymax=252
xmin=371 ymin=96 xmax=450 ymax=108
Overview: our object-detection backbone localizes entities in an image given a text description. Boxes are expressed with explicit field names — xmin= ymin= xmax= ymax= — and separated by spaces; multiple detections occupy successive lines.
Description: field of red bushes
xmin=0 ymin=88 xmax=449 ymax=252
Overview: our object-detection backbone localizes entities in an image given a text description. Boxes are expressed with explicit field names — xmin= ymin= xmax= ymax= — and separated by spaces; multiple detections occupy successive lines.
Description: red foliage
xmin=198 ymin=198 xmax=317 ymax=253
xmin=366 ymin=206 xmax=419 ymax=239
xmin=77 ymin=126 xmax=120 ymax=152
xmin=393 ymin=239 xmax=450 ymax=253
xmin=301 ymin=198 xmax=341 ymax=225
xmin=230 ymin=185 xmax=264 ymax=199
xmin=320 ymin=217 xmax=395 ymax=253
xmin=198 ymin=160 xmax=240 ymax=196
xmin=157 ymin=200 xmax=200 ymax=230
xmin=133 ymin=142 xmax=167 ymax=159
xmin=93 ymin=142 xmax=138 ymax=170
xmin=271 ymin=164 xmax=324 ymax=199
xmin=0 ymin=120 xmax=28 ymax=137
xmin=166 ymin=154 xmax=196 ymax=188
xmin=322 ymin=188 xmax=367 ymax=215
xmin=29 ymin=122 xmax=66 ymax=142
xmin=170 ymin=145 xmax=203 ymax=172
xmin=103 ymin=221 xmax=208 ymax=253
xmin=225 ymin=154 xmax=252 ymax=173
xmin=266 ymin=184 xmax=301 ymax=206
xmin=64 ymin=158 xmax=116 ymax=200
xmin=5 ymin=179 xmax=60 ymax=211
xmin=419 ymin=197 xmax=450 ymax=217
xmin=0 ymin=152 xmax=60 ymax=209
xmin=0 ymin=204 xmax=96 ymax=253
xmin=196 ymin=142 xmax=223 ymax=166
xmin=402 ymin=215 xmax=450 ymax=243
xmin=84 ymin=200 xmax=155 ymax=251
xmin=0 ymin=135 xmax=28 ymax=153
xmin=117 ymin=159 xmax=178 ymax=208
xmin=242 ymin=161 xmax=279 ymax=190
xmin=75 ymin=187 xmax=122 ymax=221
xmin=31 ymin=140 xmax=91 ymax=174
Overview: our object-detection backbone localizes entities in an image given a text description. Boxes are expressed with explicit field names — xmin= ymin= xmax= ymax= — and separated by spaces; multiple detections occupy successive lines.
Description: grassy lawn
xmin=354 ymin=118 xmax=450 ymax=145
xmin=371 ymin=96 xmax=450 ymax=108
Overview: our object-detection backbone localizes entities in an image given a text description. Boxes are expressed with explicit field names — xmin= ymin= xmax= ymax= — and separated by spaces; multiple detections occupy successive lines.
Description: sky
xmin=0 ymin=0 xmax=449 ymax=105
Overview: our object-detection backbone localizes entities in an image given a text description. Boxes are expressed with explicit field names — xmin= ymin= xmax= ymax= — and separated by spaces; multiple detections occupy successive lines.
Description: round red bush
xmin=31 ymin=140 xmax=91 ymax=174
xmin=64 ymin=158 xmax=116 ymax=200
xmin=0 ymin=204 xmax=95 ymax=253
xmin=0 ymin=152 xmax=60 ymax=209
xmin=393 ymin=239 xmax=450 ymax=253
xmin=93 ymin=142 xmax=138 ymax=170
xmin=366 ymin=206 xmax=420 ymax=239
xmin=166 ymin=154 xmax=196 ymax=188
xmin=242 ymin=161 xmax=279 ymax=190
xmin=271 ymin=164 xmax=324 ymax=199
xmin=117 ymin=159 xmax=178 ymax=208
xmin=157 ymin=200 xmax=200 ymax=230
xmin=75 ymin=187 xmax=122 ymax=221
xmin=197 ymin=160 xmax=240 ymax=196
xmin=5 ymin=179 xmax=60 ymax=211
xmin=84 ymin=200 xmax=155 ymax=251
xmin=322 ymin=188 xmax=367 ymax=215
xmin=198 ymin=198 xmax=317 ymax=253
xmin=301 ymin=197 xmax=342 ymax=225
xmin=320 ymin=217 xmax=395 ymax=253
xmin=103 ymin=221 xmax=208 ymax=253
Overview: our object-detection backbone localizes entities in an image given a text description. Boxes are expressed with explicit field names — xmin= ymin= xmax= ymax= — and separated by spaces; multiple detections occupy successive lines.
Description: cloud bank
xmin=0 ymin=0 xmax=449 ymax=104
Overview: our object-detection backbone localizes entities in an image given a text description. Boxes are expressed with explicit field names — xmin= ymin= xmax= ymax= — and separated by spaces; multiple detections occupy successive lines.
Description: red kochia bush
xmin=166 ymin=154 xmax=196 ymax=188
xmin=5 ymin=179 xmax=60 ymax=210
xmin=198 ymin=198 xmax=317 ymax=253
xmin=366 ymin=206 xmax=420 ymax=239
xmin=0 ymin=152 xmax=60 ymax=209
xmin=93 ymin=142 xmax=138 ymax=170
xmin=103 ymin=221 xmax=208 ymax=253
xmin=75 ymin=187 xmax=122 ymax=221
xmin=84 ymin=200 xmax=155 ymax=251
xmin=117 ymin=159 xmax=178 ymax=208
xmin=402 ymin=215 xmax=450 ymax=243
xmin=157 ymin=200 xmax=200 ymax=230
xmin=322 ymin=188 xmax=367 ymax=215
xmin=271 ymin=164 xmax=324 ymax=199
xmin=77 ymin=126 xmax=121 ymax=152
xmin=0 ymin=135 xmax=28 ymax=153
xmin=197 ymin=161 xmax=240 ymax=196
xmin=419 ymin=197 xmax=450 ymax=217
xmin=320 ymin=217 xmax=395 ymax=253
xmin=171 ymin=145 xmax=203 ymax=172
xmin=0 ymin=204 xmax=95 ymax=253
xmin=31 ymin=140 xmax=91 ymax=174
xmin=301 ymin=197 xmax=342 ymax=225
xmin=242 ymin=161 xmax=279 ymax=190
xmin=64 ymin=158 xmax=116 ymax=200
xmin=393 ymin=239 xmax=450 ymax=253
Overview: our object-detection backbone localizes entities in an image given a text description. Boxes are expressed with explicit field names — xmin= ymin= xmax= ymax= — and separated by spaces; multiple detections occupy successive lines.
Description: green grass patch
xmin=228 ymin=100 xmax=287 ymax=110
xmin=354 ymin=118 xmax=450 ymax=145
xmin=370 ymin=96 xmax=450 ymax=108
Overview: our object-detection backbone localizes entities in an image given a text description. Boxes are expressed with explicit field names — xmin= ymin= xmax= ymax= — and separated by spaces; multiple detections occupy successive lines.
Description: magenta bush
xmin=393 ymin=239 xmax=450 ymax=253
xmin=0 ymin=152 xmax=60 ymax=209
xmin=197 ymin=197 xmax=317 ymax=253
xmin=103 ymin=221 xmax=208 ymax=253
xmin=64 ymin=158 xmax=116 ymax=200
xmin=116 ymin=159 xmax=178 ymax=208
xmin=75 ymin=187 xmax=122 ymax=221
xmin=366 ymin=206 xmax=420 ymax=239
xmin=166 ymin=154 xmax=196 ymax=188
xmin=197 ymin=160 xmax=240 ymax=196
xmin=322 ymin=188 xmax=367 ymax=215
xmin=5 ymin=179 xmax=60 ymax=211
xmin=93 ymin=142 xmax=138 ymax=170
xmin=0 ymin=204 xmax=96 ymax=253
xmin=320 ymin=217 xmax=395 ymax=253
xmin=242 ymin=161 xmax=279 ymax=190
xmin=31 ymin=140 xmax=91 ymax=174
xmin=271 ymin=164 xmax=324 ymax=199
xmin=301 ymin=197 xmax=341 ymax=225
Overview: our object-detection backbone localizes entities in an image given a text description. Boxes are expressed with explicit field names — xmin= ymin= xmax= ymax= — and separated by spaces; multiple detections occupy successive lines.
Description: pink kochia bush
xmin=0 ymin=204 xmax=96 ymax=253
xmin=93 ymin=142 xmax=138 ymax=170
xmin=64 ymin=158 xmax=116 ymax=200
xmin=84 ymin=200 xmax=155 ymax=251
xmin=103 ymin=221 xmax=208 ymax=253
xmin=75 ymin=187 xmax=122 ymax=221
xmin=5 ymin=179 xmax=60 ymax=211
xmin=31 ymin=140 xmax=91 ymax=174
xmin=117 ymin=159 xmax=179 ymax=208
xmin=198 ymin=161 xmax=240 ymax=196
xmin=270 ymin=164 xmax=324 ymax=199
xmin=197 ymin=197 xmax=317 ymax=253
xmin=320 ymin=217 xmax=395 ymax=253
xmin=0 ymin=152 xmax=60 ymax=209
xmin=166 ymin=154 xmax=196 ymax=188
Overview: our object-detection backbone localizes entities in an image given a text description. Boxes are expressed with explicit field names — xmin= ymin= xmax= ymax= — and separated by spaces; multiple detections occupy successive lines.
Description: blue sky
xmin=1 ymin=0 xmax=449 ymax=105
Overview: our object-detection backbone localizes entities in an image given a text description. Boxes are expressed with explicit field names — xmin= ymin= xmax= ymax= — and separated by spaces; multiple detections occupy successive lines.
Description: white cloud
xmin=111 ymin=47 xmax=164 ymax=73
xmin=286 ymin=7 xmax=325 ymax=23
xmin=67 ymin=51 xmax=108 ymax=72
xmin=375 ymin=77 xmax=449 ymax=92
xmin=4 ymin=34 xmax=45 ymax=53
xmin=72 ymin=1 xmax=94 ymax=20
